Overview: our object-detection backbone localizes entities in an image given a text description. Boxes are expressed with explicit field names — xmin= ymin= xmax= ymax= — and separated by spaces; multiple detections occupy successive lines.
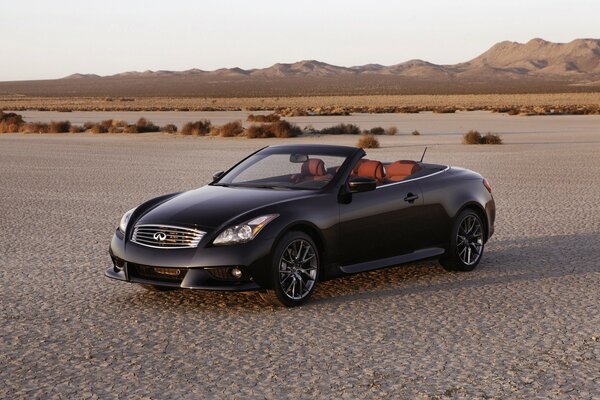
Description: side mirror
xmin=212 ymin=171 xmax=225 ymax=181
xmin=348 ymin=177 xmax=376 ymax=193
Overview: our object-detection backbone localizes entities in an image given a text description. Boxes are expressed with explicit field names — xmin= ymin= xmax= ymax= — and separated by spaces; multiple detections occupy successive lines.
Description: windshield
xmin=215 ymin=150 xmax=350 ymax=190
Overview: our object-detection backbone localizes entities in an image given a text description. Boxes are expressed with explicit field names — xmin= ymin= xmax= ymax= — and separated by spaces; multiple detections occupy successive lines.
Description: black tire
xmin=440 ymin=209 xmax=485 ymax=272
xmin=141 ymin=284 xmax=179 ymax=292
xmin=259 ymin=231 xmax=320 ymax=307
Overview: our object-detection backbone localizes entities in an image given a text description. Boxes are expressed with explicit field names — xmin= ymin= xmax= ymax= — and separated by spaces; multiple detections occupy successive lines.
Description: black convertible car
xmin=107 ymin=144 xmax=495 ymax=306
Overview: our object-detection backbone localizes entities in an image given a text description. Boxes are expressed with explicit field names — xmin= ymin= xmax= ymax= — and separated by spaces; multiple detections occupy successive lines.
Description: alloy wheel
xmin=456 ymin=215 xmax=484 ymax=266
xmin=278 ymin=239 xmax=318 ymax=300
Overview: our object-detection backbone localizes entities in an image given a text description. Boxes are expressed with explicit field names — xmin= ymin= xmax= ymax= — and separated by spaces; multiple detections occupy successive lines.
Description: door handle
xmin=404 ymin=193 xmax=419 ymax=203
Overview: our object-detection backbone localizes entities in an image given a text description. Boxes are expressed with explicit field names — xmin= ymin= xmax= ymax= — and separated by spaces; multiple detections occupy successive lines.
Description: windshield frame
xmin=211 ymin=145 xmax=362 ymax=191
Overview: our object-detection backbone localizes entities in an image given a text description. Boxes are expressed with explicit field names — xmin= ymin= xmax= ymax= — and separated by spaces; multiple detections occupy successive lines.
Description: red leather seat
xmin=354 ymin=159 xmax=385 ymax=183
xmin=386 ymin=160 xmax=420 ymax=182
xmin=293 ymin=158 xmax=330 ymax=183
xmin=301 ymin=159 xmax=326 ymax=177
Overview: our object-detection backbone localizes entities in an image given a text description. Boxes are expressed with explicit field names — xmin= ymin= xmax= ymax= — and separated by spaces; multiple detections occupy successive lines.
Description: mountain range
xmin=2 ymin=38 xmax=600 ymax=97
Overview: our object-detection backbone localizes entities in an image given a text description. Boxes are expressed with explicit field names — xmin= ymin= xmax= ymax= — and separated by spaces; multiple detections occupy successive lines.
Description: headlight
xmin=118 ymin=208 xmax=136 ymax=233
xmin=213 ymin=214 xmax=278 ymax=245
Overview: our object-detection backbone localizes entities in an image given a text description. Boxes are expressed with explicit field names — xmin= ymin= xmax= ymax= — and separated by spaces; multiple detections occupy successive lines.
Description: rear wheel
xmin=259 ymin=232 xmax=319 ymax=307
xmin=440 ymin=209 xmax=485 ymax=271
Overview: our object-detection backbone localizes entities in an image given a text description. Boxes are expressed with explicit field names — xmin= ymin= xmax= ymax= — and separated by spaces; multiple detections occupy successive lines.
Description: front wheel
xmin=440 ymin=209 xmax=485 ymax=271
xmin=259 ymin=232 xmax=320 ymax=307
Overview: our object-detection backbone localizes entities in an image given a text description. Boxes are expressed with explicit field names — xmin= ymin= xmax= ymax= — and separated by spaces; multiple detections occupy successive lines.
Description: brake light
xmin=483 ymin=178 xmax=492 ymax=193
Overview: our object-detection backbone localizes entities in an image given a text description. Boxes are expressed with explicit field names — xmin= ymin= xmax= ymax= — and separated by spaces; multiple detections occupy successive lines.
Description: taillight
xmin=483 ymin=178 xmax=492 ymax=193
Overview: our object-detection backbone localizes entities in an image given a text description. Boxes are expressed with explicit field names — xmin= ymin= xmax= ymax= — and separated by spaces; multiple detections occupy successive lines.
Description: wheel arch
xmin=456 ymin=202 xmax=489 ymax=242
xmin=272 ymin=221 xmax=326 ymax=273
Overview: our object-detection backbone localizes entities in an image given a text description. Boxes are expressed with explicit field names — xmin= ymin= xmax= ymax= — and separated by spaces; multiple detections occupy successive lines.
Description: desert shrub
xmin=463 ymin=130 xmax=502 ymax=144
xmin=246 ymin=120 xmax=301 ymax=139
xmin=272 ymin=120 xmax=301 ymax=138
xmin=161 ymin=124 xmax=178 ymax=133
xmin=245 ymin=125 xmax=267 ymax=139
xmin=180 ymin=120 xmax=211 ymax=136
xmin=463 ymin=130 xmax=482 ymax=144
xmin=48 ymin=120 xmax=71 ymax=133
xmin=433 ymin=107 xmax=457 ymax=113
xmin=357 ymin=134 xmax=380 ymax=149
xmin=0 ymin=121 xmax=20 ymax=132
xmin=122 ymin=124 xmax=138 ymax=133
xmin=412 ymin=130 xmax=421 ymax=136
xmin=69 ymin=125 xmax=84 ymax=133
xmin=218 ymin=121 xmax=244 ymax=137
xmin=320 ymin=123 xmax=361 ymax=135
xmin=247 ymin=113 xmax=280 ymax=123
xmin=481 ymin=133 xmax=503 ymax=144
xmin=385 ymin=126 xmax=398 ymax=136
xmin=136 ymin=117 xmax=159 ymax=133
xmin=100 ymin=119 xmax=114 ymax=130
xmin=0 ymin=112 xmax=25 ymax=132
xmin=20 ymin=122 xmax=49 ymax=134
xmin=88 ymin=123 xmax=108 ymax=134
xmin=369 ymin=127 xmax=385 ymax=135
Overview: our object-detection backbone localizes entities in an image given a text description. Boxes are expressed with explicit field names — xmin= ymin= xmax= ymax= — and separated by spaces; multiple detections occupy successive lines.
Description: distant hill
xmin=1 ymin=38 xmax=599 ymax=97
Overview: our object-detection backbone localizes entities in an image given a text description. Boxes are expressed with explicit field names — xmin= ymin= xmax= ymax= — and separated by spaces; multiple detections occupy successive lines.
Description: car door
xmin=338 ymin=180 xmax=425 ymax=266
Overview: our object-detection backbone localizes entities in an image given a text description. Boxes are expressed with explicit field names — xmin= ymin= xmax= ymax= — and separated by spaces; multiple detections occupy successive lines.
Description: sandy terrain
xmin=1 ymin=122 xmax=599 ymax=398
xmin=2 ymin=92 xmax=600 ymax=112
xmin=7 ymin=109 xmax=600 ymax=135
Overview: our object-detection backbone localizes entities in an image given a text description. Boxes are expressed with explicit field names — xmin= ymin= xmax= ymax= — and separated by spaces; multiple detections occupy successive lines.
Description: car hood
xmin=136 ymin=185 xmax=314 ymax=230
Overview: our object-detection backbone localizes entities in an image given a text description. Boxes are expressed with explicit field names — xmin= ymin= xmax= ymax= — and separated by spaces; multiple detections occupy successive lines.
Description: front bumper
xmin=106 ymin=231 xmax=273 ymax=291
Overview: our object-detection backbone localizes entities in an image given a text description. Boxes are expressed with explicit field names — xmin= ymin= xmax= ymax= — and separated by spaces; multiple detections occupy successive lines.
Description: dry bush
xmin=320 ymin=123 xmax=361 ymax=135
xmin=69 ymin=125 xmax=84 ymax=133
xmin=246 ymin=120 xmax=301 ymax=139
xmin=89 ymin=123 xmax=108 ymax=134
xmin=463 ymin=130 xmax=502 ymax=144
xmin=100 ymin=119 xmax=114 ymax=130
xmin=357 ymin=134 xmax=380 ymax=149
xmin=48 ymin=120 xmax=71 ymax=133
xmin=247 ymin=113 xmax=280 ymax=123
xmin=481 ymin=133 xmax=503 ymax=144
xmin=463 ymin=130 xmax=482 ymax=144
xmin=161 ymin=124 xmax=177 ymax=133
xmin=412 ymin=130 xmax=421 ymax=136
xmin=123 ymin=124 xmax=139 ymax=134
xmin=433 ymin=107 xmax=457 ymax=113
xmin=385 ymin=126 xmax=398 ymax=135
xmin=0 ymin=121 xmax=20 ymax=132
xmin=218 ymin=121 xmax=244 ymax=137
xmin=181 ymin=120 xmax=211 ymax=135
xmin=0 ymin=111 xmax=25 ymax=132
xmin=136 ymin=117 xmax=159 ymax=132
xmin=271 ymin=120 xmax=301 ymax=138
xmin=245 ymin=125 xmax=267 ymax=139
xmin=20 ymin=122 xmax=49 ymax=134
xmin=369 ymin=127 xmax=385 ymax=135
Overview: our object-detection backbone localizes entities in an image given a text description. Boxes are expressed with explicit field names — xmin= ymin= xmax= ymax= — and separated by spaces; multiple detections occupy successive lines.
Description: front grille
xmin=129 ymin=263 xmax=188 ymax=283
xmin=131 ymin=224 xmax=205 ymax=249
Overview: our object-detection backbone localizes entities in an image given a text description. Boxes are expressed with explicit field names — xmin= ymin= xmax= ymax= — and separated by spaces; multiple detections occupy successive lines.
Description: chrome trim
xmin=131 ymin=224 xmax=206 ymax=249
xmin=376 ymin=165 xmax=450 ymax=189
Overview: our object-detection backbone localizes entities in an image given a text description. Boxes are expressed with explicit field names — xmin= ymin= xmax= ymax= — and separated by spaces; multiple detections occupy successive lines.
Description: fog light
xmin=231 ymin=267 xmax=243 ymax=279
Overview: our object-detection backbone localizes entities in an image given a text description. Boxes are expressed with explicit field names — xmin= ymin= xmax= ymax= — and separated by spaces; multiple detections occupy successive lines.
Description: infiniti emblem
xmin=153 ymin=232 xmax=167 ymax=241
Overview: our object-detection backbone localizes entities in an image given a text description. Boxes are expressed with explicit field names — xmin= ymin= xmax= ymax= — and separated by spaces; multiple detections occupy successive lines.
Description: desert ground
xmin=1 ymin=114 xmax=599 ymax=398
xmin=2 ymin=93 xmax=600 ymax=113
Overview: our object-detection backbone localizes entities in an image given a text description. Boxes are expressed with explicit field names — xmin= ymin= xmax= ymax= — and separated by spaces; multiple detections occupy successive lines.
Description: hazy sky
xmin=1 ymin=0 xmax=599 ymax=81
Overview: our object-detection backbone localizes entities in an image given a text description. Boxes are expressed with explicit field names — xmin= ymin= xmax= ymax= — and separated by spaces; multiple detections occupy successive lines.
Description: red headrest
xmin=301 ymin=158 xmax=326 ymax=176
xmin=356 ymin=160 xmax=385 ymax=180
xmin=386 ymin=160 xmax=420 ymax=178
